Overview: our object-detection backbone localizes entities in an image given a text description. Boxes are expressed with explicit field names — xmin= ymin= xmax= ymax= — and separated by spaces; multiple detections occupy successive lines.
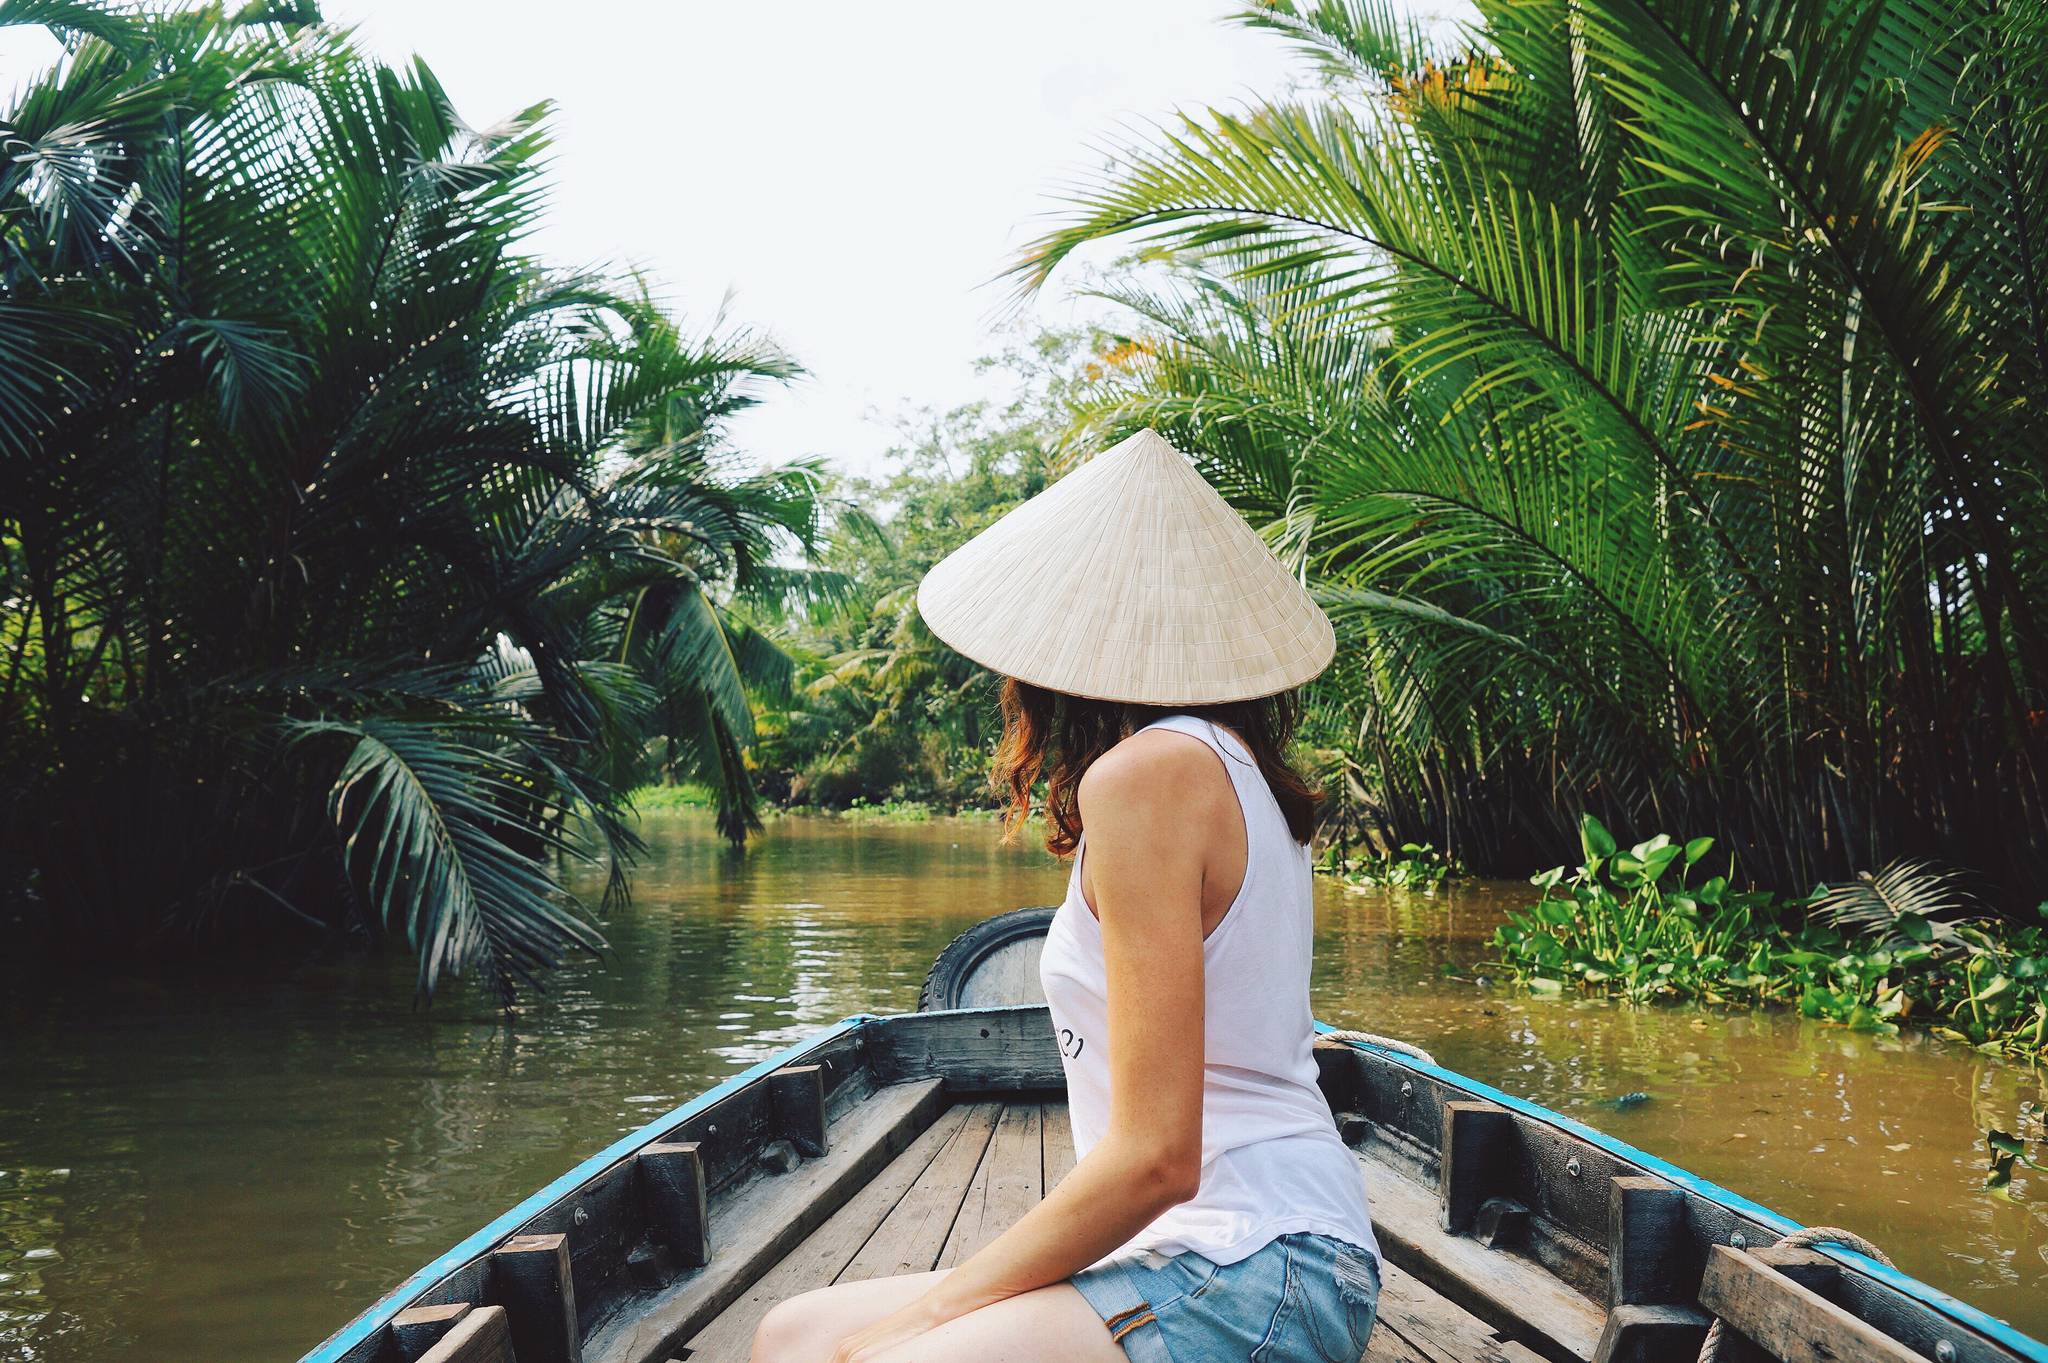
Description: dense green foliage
xmin=1493 ymin=817 xmax=2048 ymax=1057
xmin=747 ymin=336 xmax=1096 ymax=811
xmin=1016 ymin=0 xmax=2048 ymax=902
xmin=0 ymin=3 xmax=817 ymax=996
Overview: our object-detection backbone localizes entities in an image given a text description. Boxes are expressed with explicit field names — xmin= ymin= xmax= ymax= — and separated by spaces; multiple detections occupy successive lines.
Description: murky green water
xmin=1 ymin=811 xmax=2043 ymax=1362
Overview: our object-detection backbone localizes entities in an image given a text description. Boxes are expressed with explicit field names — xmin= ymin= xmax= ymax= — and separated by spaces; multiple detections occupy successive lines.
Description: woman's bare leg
xmin=749 ymin=1270 xmax=1125 ymax=1363
xmin=751 ymin=1271 xmax=943 ymax=1363
xmin=865 ymin=1282 xmax=1126 ymax=1363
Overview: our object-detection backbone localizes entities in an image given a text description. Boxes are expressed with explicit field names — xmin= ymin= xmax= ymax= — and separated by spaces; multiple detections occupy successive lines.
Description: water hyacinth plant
xmin=1333 ymin=841 xmax=1461 ymax=892
xmin=1492 ymin=816 xmax=1772 ymax=1004
xmin=1493 ymin=817 xmax=2048 ymax=1058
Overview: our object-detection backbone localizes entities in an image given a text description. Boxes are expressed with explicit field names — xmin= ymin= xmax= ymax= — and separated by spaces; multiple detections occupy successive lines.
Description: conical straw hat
xmin=916 ymin=428 xmax=1334 ymax=705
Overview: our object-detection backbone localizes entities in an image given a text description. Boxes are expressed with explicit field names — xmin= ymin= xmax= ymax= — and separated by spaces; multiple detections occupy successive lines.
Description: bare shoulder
xmin=1077 ymin=727 xmax=1231 ymax=817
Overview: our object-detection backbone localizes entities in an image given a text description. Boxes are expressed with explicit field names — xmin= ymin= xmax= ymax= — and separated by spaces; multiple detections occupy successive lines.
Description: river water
xmin=1 ymin=811 xmax=2043 ymax=1361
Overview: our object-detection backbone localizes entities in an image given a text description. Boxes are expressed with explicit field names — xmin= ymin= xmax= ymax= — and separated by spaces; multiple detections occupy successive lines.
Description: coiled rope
xmin=1314 ymin=1028 xmax=1437 ymax=1066
xmin=1696 ymin=1225 xmax=1895 ymax=1362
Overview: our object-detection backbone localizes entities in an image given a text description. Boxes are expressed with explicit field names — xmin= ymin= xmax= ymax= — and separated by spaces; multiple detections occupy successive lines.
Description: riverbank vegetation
xmin=751 ymin=0 xmax=2048 ymax=919
xmin=0 ymin=3 xmax=818 ymax=997
xmin=1493 ymin=817 xmax=2048 ymax=1057
xmin=741 ymin=335 xmax=1078 ymax=812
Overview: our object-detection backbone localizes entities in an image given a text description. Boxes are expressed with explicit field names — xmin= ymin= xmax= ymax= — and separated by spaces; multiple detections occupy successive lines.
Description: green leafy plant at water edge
xmin=1492 ymin=815 xmax=1770 ymax=1004
xmin=1493 ymin=817 xmax=2048 ymax=1058
xmin=837 ymin=798 xmax=937 ymax=824
xmin=1333 ymin=841 xmax=1461 ymax=892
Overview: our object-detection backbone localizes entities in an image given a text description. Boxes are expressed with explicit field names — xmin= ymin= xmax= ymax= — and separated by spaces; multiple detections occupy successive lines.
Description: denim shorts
xmin=1069 ymin=1232 xmax=1381 ymax=1363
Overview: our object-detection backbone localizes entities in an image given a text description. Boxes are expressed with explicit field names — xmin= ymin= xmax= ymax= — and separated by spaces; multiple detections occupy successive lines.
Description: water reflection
xmin=0 ymin=811 xmax=2041 ymax=1362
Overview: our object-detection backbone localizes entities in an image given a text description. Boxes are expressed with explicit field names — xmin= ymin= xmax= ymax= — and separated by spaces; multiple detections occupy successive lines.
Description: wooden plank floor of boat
xmin=684 ymin=1099 xmax=1546 ymax=1363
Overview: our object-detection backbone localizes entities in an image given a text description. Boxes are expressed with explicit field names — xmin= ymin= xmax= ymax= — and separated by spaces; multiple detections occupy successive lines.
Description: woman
xmin=752 ymin=429 xmax=1380 ymax=1363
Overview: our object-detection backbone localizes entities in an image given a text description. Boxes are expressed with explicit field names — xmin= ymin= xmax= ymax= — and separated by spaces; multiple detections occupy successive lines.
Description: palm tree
xmin=747 ymin=369 xmax=1072 ymax=808
xmin=0 ymin=2 xmax=818 ymax=996
xmin=580 ymin=303 xmax=830 ymax=841
xmin=1018 ymin=0 xmax=2048 ymax=900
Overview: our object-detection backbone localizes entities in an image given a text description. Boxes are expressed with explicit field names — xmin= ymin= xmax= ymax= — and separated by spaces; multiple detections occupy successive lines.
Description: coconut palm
xmin=1020 ymin=0 xmax=2048 ymax=899
xmin=0 ymin=1 xmax=818 ymax=996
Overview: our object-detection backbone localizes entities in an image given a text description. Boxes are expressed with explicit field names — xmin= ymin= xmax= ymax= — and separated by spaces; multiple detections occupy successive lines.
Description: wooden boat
xmin=301 ymin=910 xmax=2048 ymax=1363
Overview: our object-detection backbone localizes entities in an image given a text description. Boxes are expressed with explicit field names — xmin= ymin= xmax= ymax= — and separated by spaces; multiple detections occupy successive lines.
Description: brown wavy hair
xmin=991 ymin=677 xmax=1322 ymax=857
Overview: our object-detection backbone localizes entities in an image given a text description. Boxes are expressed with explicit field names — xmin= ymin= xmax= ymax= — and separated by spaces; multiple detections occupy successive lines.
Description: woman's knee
xmin=751 ymin=1292 xmax=831 ymax=1363
xmin=750 ymin=1270 xmax=948 ymax=1363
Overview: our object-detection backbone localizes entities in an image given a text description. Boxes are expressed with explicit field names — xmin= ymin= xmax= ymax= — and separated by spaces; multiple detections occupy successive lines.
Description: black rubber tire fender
xmin=917 ymin=906 xmax=1059 ymax=1012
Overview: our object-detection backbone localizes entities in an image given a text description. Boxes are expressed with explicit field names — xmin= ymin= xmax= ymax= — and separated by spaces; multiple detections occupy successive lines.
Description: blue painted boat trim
xmin=297 ymin=1013 xmax=877 ymax=1363
xmin=1311 ymin=1021 xmax=2048 ymax=1363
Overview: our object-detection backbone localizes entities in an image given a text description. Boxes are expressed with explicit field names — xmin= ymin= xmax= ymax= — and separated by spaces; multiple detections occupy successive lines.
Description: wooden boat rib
xmin=301 ymin=922 xmax=2048 ymax=1363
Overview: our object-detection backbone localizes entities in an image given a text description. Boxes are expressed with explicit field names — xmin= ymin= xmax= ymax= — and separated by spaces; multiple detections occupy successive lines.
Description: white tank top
xmin=1038 ymin=715 xmax=1380 ymax=1268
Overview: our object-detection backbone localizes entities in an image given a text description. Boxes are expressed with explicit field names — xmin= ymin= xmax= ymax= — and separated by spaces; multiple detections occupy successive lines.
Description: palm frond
xmin=1016 ymin=0 xmax=2048 ymax=896
xmin=1812 ymin=859 xmax=1978 ymax=949
xmin=290 ymin=711 xmax=605 ymax=1000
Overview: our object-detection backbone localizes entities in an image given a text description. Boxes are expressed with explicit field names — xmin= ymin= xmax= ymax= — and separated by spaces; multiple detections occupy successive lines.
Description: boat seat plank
xmin=1041 ymin=1101 xmax=1076 ymax=1185
xmin=582 ymin=1077 xmax=947 ymax=1363
xmin=1375 ymin=1259 xmax=1550 ymax=1363
xmin=937 ymin=1101 xmax=1042 ymax=1269
xmin=681 ymin=1103 xmax=998 ymax=1359
xmin=838 ymin=1102 xmax=1003 ymax=1282
xmin=1698 ymin=1245 xmax=1925 ymax=1363
xmin=1358 ymin=1148 xmax=1604 ymax=1361
xmin=1364 ymin=1323 xmax=1437 ymax=1363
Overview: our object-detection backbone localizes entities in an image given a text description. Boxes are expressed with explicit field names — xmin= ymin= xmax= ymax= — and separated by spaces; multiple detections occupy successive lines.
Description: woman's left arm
xmin=827 ymin=737 xmax=1214 ymax=1362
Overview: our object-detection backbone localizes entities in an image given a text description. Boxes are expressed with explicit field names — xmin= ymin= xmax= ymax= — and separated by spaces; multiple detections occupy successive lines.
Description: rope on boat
xmin=1314 ymin=1029 xmax=1437 ymax=1066
xmin=1695 ymin=1225 xmax=1896 ymax=1362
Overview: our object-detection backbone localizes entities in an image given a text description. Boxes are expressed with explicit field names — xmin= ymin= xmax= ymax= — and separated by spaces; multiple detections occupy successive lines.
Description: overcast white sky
xmin=4 ymin=3 xmax=1318 ymax=474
